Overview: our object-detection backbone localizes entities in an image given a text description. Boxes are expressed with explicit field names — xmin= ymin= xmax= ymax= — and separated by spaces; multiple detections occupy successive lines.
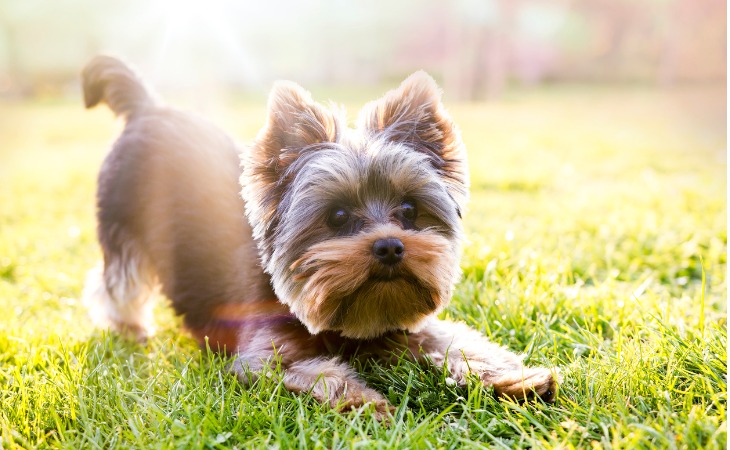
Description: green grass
xmin=0 ymin=85 xmax=726 ymax=449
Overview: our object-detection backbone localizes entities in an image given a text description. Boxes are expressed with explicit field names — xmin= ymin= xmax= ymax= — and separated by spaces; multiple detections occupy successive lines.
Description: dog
xmin=82 ymin=55 xmax=559 ymax=418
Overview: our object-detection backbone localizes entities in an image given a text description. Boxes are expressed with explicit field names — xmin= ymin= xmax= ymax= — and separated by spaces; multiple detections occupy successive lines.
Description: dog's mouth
xmin=372 ymin=275 xmax=402 ymax=282
xmin=369 ymin=265 xmax=405 ymax=281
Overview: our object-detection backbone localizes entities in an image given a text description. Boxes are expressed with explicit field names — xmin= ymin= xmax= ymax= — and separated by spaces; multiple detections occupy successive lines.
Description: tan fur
xmin=290 ymin=224 xmax=456 ymax=338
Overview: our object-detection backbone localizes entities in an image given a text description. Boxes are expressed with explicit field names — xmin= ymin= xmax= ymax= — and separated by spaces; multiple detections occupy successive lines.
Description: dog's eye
xmin=401 ymin=199 xmax=417 ymax=221
xmin=327 ymin=207 xmax=350 ymax=228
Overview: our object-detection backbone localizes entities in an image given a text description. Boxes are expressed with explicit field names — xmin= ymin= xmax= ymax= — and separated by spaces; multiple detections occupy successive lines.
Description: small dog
xmin=82 ymin=55 xmax=558 ymax=417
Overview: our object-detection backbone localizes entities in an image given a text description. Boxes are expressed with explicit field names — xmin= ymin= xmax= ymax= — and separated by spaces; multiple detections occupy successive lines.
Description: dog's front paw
xmin=335 ymin=384 xmax=395 ymax=421
xmin=281 ymin=357 xmax=394 ymax=421
xmin=488 ymin=367 xmax=560 ymax=403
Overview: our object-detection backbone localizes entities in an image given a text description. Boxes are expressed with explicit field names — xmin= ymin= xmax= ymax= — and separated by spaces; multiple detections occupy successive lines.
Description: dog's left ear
xmin=357 ymin=71 xmax=469 ymax=212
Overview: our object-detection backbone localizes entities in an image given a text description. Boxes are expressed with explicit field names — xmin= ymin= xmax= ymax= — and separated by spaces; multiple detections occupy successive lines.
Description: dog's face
xmin=242 ymin=72 xmax=469 ymax=339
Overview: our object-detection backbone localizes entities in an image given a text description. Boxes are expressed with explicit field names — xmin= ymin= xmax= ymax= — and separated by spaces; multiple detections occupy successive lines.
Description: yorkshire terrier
xmin=82 ymin=55 xmax=559 ymax=418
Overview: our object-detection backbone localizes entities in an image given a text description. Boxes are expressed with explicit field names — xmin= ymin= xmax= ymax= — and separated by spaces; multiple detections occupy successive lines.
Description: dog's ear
xmin=357 ymin=71 xmax=468 ymax=212
xmin=247 ymin=79 xmax=339 ymax=209
xmin=251 ymin=81 xmax=339 ymax=176
xmin=243 ymin=82 xmax=339 ymax=263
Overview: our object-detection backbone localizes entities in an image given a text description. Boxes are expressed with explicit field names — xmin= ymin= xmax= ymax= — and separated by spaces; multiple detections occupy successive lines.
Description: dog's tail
xmin=82 ymin=55 xmax=155 ymax=119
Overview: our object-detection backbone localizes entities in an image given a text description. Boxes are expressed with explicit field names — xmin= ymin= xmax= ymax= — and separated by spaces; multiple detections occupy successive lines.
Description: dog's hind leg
xmin=83 ymin=237 xmax=158 ymax=341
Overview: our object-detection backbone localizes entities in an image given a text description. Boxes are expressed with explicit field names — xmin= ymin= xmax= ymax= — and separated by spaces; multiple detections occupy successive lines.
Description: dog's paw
xmin=488 ymin=367 xmax=560 ymax=403
xmin=334 ymin=384 xmax=395 ymax=421
xmin=281 ymin=358 xmax=395 ymax=421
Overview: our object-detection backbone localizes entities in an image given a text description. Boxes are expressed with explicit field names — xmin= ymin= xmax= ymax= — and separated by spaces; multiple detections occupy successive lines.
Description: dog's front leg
xmin=281 ymin=356 xmax=392 ymax=417
xmin=403 ymin=318 xmax=559 ymax=402
xmin=230 ymin=321 xmax=392 ymax=417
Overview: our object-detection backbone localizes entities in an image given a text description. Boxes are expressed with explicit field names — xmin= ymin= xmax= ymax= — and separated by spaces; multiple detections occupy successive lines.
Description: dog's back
xmin=82 ymin=56 xmax=274 ymax=342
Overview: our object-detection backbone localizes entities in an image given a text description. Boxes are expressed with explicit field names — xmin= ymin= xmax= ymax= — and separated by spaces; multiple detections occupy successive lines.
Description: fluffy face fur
xmin=242 ymin=73 xmax=469 ymax=338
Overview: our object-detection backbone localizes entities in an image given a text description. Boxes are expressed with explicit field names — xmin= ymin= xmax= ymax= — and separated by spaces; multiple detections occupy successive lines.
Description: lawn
xmin=0 ymin=85 xmax=726 ymax=449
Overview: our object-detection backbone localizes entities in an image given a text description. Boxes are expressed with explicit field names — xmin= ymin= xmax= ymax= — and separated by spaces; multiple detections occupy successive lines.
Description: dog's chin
xmin=292 ymin=273 xmax=445 ymax=339
xmin=343 ymin=275 xmax=439 ymax=338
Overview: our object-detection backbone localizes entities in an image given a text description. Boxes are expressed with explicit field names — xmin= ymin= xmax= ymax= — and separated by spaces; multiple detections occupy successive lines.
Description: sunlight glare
xmin=139 ymin=0 xmax=261 ymax=91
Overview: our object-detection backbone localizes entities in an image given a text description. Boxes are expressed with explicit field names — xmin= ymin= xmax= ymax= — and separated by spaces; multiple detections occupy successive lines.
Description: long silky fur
xmin=290 ymin=224 xmax=457 ymax=338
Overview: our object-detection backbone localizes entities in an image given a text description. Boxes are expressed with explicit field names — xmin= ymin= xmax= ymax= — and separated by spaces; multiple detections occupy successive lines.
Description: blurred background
xmin=0 ymin=0 xmax=725 ymax=101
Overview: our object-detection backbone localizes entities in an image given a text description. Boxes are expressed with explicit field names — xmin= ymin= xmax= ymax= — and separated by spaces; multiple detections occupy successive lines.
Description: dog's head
xmin=242 ymin=72 xmax=468 ymax=339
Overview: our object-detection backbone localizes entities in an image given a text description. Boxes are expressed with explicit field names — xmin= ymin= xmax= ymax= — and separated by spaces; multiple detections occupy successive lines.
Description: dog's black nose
xmin=372 ymin=238 xmax=405 ymax=265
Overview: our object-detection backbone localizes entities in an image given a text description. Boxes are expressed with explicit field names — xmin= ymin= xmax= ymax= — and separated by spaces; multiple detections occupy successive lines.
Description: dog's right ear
xmin=247 ymin=81 xmax=338 ymax=188
xmin=256 ymin=81 xmax=338 ymax=164
xmin=242 ymin=82 xmax=339 ymax=265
